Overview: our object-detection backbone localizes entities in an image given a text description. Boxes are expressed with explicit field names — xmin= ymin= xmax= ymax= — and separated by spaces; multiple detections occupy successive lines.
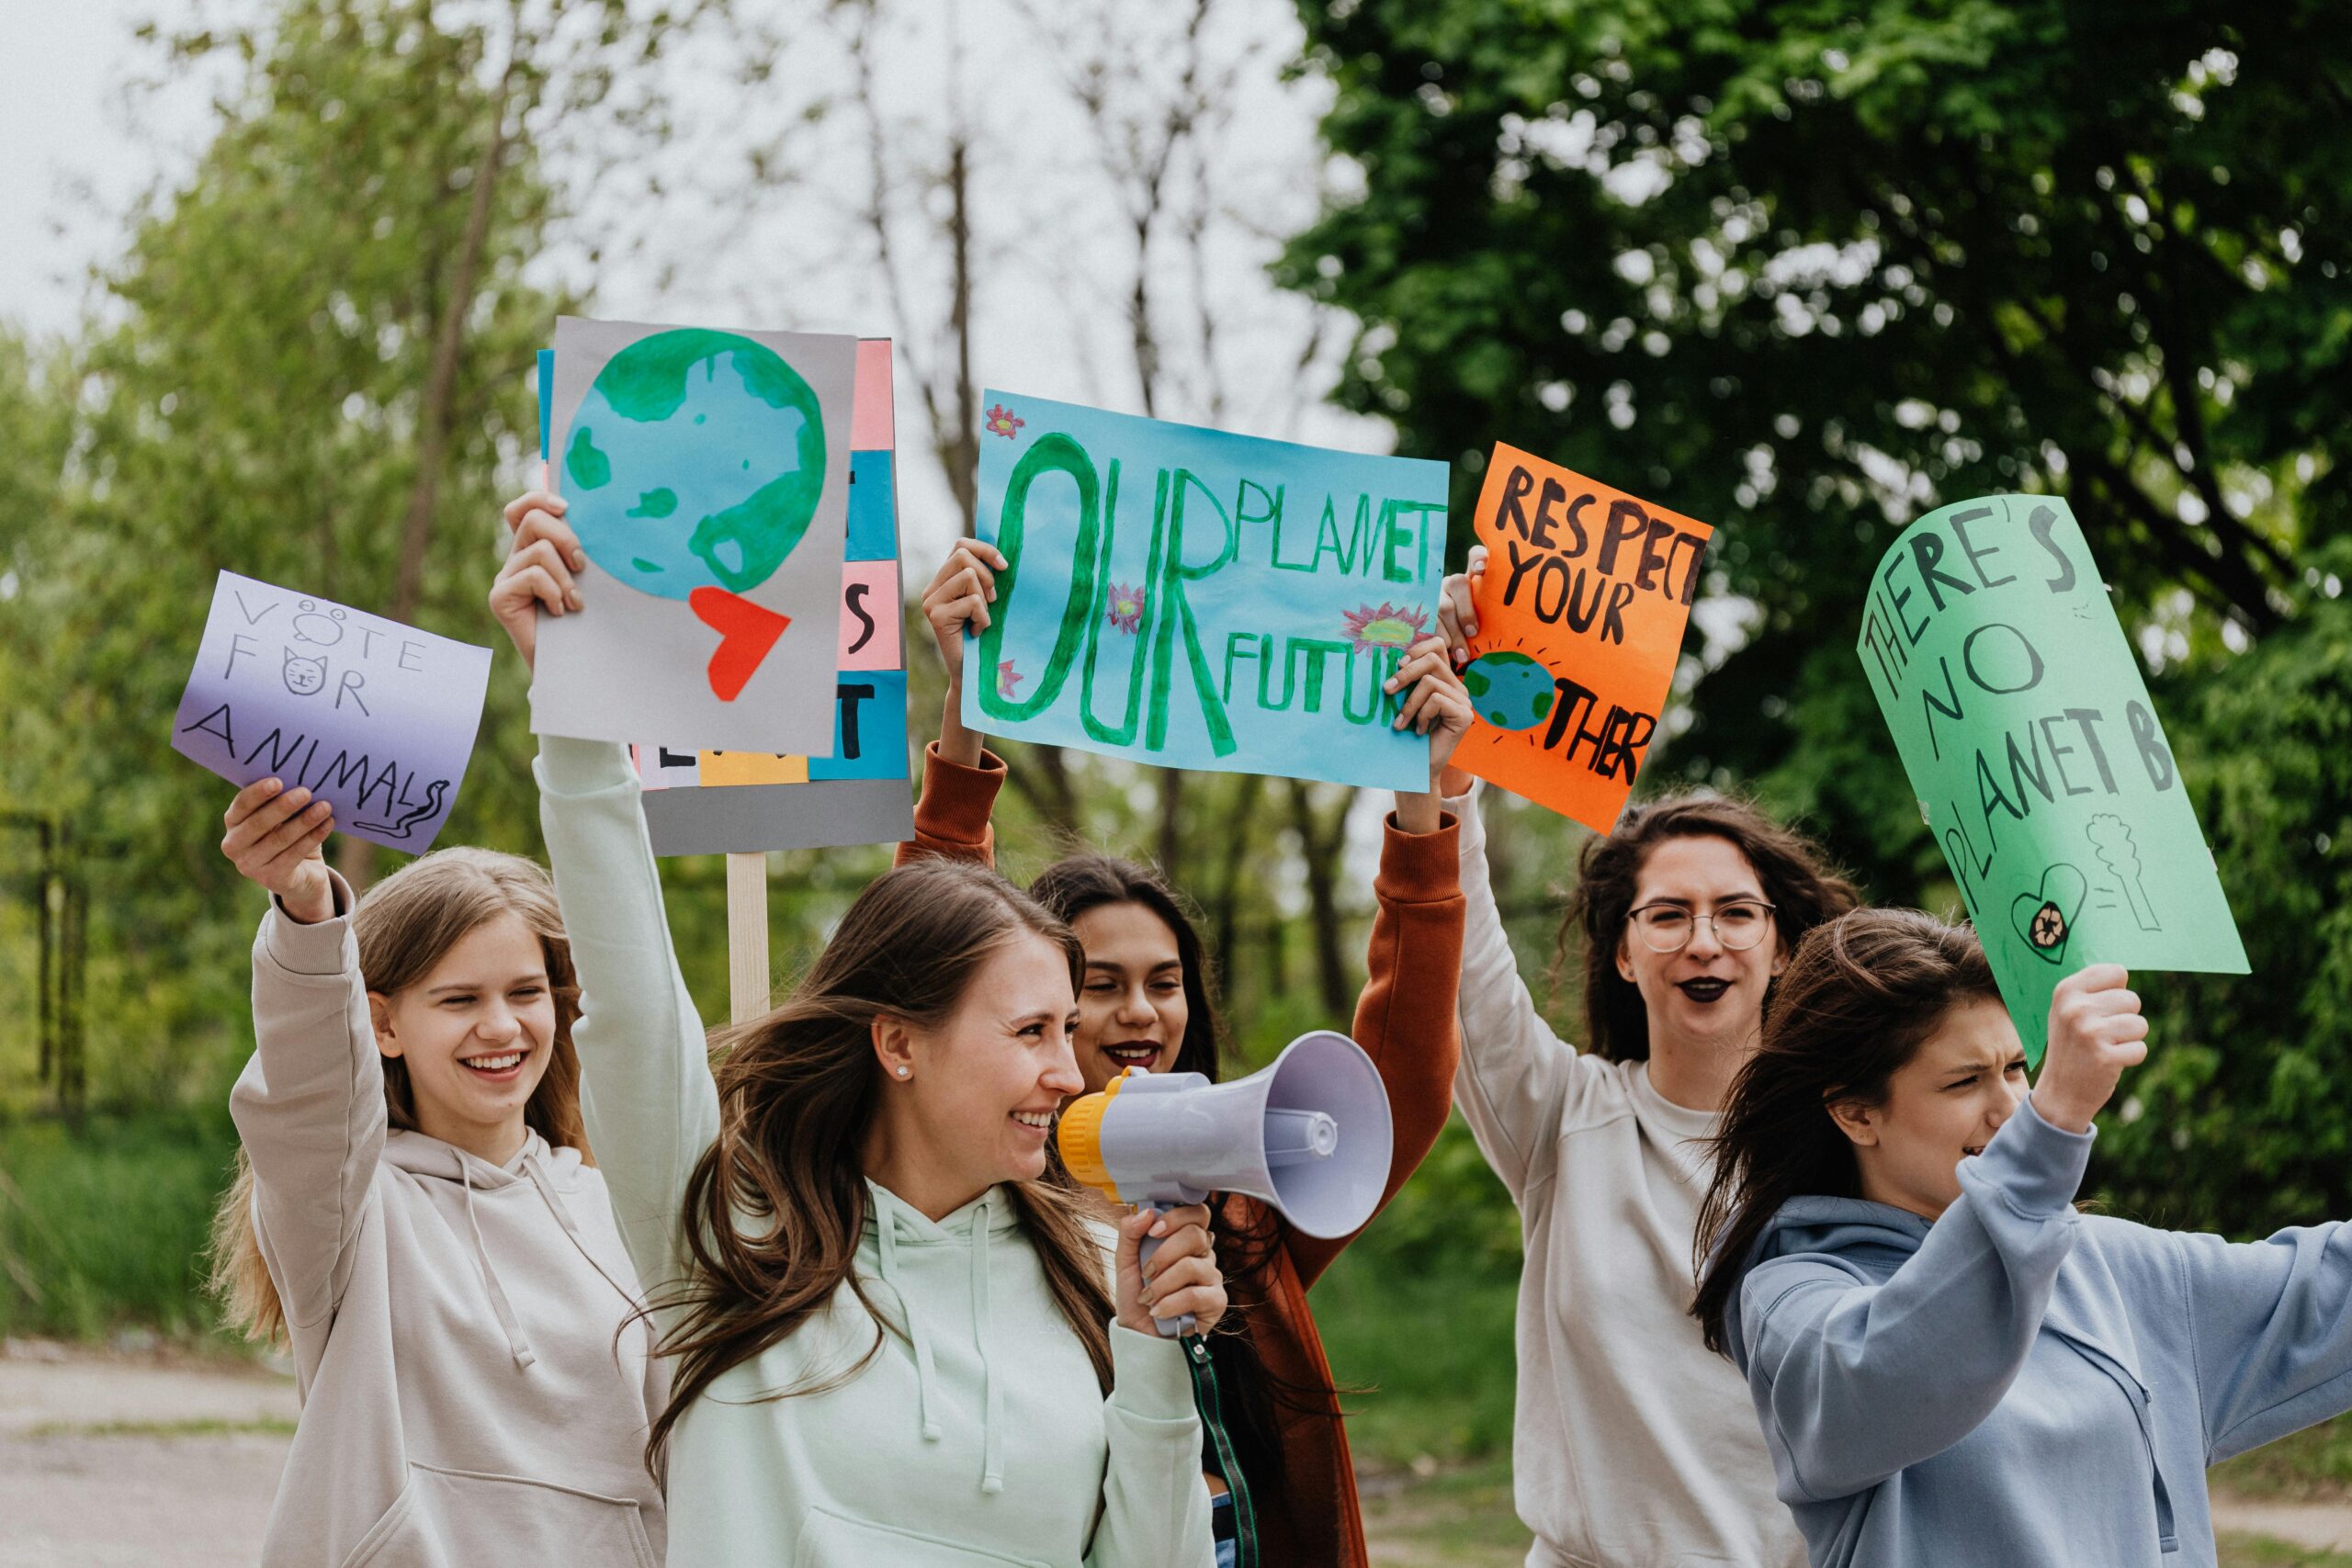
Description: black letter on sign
xmin=837 ymin=682 xmax=876 ymax=761
xmin=845 ymin=582 xmax=876 ymax=655
xmin=2028 ymin=503 xmax=2076 ymax=594
xmin=2125 ymin=700 xmax=2175 ymax=791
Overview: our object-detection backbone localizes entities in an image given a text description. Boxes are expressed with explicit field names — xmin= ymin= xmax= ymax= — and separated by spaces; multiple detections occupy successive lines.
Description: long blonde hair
xmin=208 ymin=848 xmax=586 ymax=1345
xmin=649 ymin=858 xmax=1115 ymax=1462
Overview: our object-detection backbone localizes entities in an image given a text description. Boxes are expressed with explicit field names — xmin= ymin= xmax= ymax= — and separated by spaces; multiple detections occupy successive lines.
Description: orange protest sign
xmin=1451 ymin=443 xmax=1713 ymax=833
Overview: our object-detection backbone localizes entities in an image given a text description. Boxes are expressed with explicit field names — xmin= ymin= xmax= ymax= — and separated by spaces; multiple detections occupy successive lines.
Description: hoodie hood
xmin=1719 ymin=1193 xmax=1931 ymax=1376
xmin=383 ymin=1127 xmax=640 ymax=1370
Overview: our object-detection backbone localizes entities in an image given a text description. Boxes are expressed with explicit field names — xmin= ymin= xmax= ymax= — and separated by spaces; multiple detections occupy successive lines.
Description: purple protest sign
xmin=171 ymin=571 xmax=492 ymax=853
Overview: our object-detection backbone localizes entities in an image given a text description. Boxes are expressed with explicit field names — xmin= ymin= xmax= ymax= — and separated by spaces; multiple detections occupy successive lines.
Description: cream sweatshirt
xmin=232 ymin=874 xmax=667 ymax=1568
xmin=536 ymin=736 xmax=1214 ymax=1568
xmin=1447 ymin=784 xmax=1804 ymax=1568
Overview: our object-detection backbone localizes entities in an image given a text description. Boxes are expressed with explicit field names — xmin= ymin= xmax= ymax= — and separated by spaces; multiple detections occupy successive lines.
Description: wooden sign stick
xmin=725 ymin=851 xmax=771 ymax=1025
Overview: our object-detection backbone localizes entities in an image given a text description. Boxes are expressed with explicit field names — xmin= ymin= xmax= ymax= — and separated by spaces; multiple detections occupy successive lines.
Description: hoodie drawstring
xmin=456 ymin=1152 xmax=536 ymax=1370
xmin=522 ymin=1153 xmax=646 ymax=1315
xmin=971 ymin=1195 xmax=1003 ymax=1495
xmin=875 ymin=1197 xmax=944 ymax=1442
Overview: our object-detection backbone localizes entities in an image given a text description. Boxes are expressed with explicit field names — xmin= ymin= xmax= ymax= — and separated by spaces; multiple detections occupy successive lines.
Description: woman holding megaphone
xmin=1432 ymin=547 xmax=1859 ymax=1567
xmin=493 ymin=496 xmax=1220 ymax=1568
xmin=915 ymin=536 xmax=1474 ymax=1568
xmin=1694 ymin=912 xmax=2352 ymax=1568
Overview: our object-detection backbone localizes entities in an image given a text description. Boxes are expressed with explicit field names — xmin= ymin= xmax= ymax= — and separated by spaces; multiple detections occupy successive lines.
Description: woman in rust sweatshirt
xmin=899 ymin=537 xmax=1469 ymax=1568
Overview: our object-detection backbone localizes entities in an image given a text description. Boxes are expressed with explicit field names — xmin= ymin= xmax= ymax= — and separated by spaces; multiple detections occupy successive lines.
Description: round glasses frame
xmin=1624 ymin=900 xmax=1779 ymax=953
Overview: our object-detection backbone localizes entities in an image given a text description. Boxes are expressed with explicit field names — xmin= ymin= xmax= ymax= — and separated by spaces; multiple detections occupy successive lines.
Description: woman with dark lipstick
xmin=1430 ymin=549 xmax=1860 ymax=1568
xmin=905 ymin=536 xmax=1474 ymax=1568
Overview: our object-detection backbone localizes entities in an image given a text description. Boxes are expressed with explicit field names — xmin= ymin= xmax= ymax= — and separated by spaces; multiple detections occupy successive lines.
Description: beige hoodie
xmin=232 ymin=874 xmax=669 ymax=1567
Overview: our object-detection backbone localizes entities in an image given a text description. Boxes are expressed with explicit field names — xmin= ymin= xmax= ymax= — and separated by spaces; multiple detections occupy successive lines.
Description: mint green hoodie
xmin=536 ymin=737 xmax=1215 ymax=1568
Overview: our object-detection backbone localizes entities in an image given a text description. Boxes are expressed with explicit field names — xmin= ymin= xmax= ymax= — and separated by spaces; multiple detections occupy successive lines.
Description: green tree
xmin=1278 ymin=0 xmax=2347 ymax=901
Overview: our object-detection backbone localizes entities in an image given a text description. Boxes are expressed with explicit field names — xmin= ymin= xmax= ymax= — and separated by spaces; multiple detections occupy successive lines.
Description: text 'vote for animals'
xmin=964 ymin=391 xmax=1449 ymax=792
xmin=172 ymin=572 xmax=492 ymax=852
xmin=1858 ymin=494 xmax=2247 ymax=1063
xmin=532 ymin=317 xmax=856 ymax=754
xmin=1452 ymin=444 xmax=1712 ymax=834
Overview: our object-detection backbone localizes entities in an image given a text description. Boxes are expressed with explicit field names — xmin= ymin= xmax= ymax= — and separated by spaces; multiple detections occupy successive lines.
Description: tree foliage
xmin=1279 ymin=0 xmax=2348 ymax=897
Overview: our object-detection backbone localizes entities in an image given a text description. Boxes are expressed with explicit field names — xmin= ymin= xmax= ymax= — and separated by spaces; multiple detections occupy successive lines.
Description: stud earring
xmin=896 ymin=1066 xmax=910 ymax=1078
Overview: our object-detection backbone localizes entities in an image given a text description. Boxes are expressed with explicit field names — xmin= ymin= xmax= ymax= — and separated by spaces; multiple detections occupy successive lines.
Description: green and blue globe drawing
xmin=562 ymin=328 xmax=826 ymax=601
xmin=1462 ymin=650 xmax=1556 ymax=732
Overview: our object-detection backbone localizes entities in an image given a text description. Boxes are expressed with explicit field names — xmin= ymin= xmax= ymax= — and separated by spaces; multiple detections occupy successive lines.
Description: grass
xmin=0 ymin=1111 xmax=239 ymax=1342
xmin=2219 ymin=1538 xmax=2352 ymax=1567
xmin=1308 ymin=1239 xmax=1521 ymax=1471
xmin=28 ymin=1416 xmax=297 ymax=1439
xmin=2220 ymin=1420 xmax=2352 ymax=1502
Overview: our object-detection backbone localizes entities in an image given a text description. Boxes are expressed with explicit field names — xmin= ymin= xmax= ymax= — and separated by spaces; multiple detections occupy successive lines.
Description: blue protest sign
xmin=961 ymin=392 xmax=1448 ymax=790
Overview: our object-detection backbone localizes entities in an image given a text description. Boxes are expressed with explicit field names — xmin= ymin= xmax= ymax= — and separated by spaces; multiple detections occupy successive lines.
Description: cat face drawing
xmin=282 ymin=647 xmax=329 ymax=696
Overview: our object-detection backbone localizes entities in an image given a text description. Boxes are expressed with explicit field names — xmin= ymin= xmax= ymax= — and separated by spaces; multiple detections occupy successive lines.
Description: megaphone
xmin=1058 ymin=1030 xmax=1394 ymax=1337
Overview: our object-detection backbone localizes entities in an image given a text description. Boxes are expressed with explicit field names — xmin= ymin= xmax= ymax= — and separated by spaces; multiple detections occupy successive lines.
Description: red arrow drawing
xmin=688 ymin=586 xmax=792 ymax=702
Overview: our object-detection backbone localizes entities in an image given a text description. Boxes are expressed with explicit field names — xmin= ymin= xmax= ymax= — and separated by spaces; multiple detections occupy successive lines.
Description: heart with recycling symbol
xmin=2009 ymin=863 xmax=2089 ymax=965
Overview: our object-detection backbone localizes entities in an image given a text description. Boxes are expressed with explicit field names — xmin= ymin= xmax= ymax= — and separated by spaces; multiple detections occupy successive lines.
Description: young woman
xmin=908 ymin=536 xmax=1472 ymax=1568
xmin=494 ymin=494 xmax=1221 ymax=1568
xmin=209 ymin=784 xmax=666 ymax=1568
xmin=1430 ymin=547 xmax=1859 ymax=1567
xmin=1692 ymin=910 xmax=2352 ymax=1567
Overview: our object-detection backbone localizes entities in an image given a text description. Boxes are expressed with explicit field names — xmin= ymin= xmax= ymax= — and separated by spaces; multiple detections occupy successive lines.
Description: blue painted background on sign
xmin=960 ymin=390 xmax=1447 ymax=791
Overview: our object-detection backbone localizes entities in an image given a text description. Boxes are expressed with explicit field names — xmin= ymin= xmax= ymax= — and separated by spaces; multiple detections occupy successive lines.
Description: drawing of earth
xmin=562 ymin=328 xmax=826 ymax=601
xmin=1461 ymin=650 xmax=1556 ymax=732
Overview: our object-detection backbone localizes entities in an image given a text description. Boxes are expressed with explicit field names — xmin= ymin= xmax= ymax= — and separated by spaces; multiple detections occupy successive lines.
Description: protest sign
xmin=960 ymin=391 xmax=1447 ymax=791
xmin=542 ymin=339 xmax=916 ymax=854
xmin=1450 ymin=444 xmax=1711 ymax=832
xmin=1857 ymin=493 xmax=2247 ymax=1062
xmin=172 ymin=572 xmax=492 ymax=853
xmin=531 ymin=317 xmax=856 ymax=753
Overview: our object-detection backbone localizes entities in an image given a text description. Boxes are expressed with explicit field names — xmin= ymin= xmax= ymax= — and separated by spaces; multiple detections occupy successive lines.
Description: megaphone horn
xmin=1057 ymin=1030 xmax=1395 ymax=1337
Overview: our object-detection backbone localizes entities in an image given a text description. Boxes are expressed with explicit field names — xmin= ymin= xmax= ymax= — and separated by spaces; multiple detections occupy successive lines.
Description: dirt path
xmin=9 ymin=1339 xmax=2352 ymax=1566
xmin=0 ymin=1339 xmax=294 ymax=1568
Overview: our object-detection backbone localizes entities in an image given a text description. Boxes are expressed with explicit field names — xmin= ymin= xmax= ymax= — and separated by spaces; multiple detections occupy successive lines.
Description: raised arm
xmin=1738 ymin=1096 xmax=2090 ymax=1500
xmin=494 ymin=491 xmax=718 ymax=1294
xmin=896 ymin=536 xmax=1012 ymax=869
xmin=1288 ymin=635 xmax=1468 ymax=1288
xmin=2180 ymin=1216 xmax=2352 ymax=1462
xmin=220 ymin=782 xmax=381 ymax=1343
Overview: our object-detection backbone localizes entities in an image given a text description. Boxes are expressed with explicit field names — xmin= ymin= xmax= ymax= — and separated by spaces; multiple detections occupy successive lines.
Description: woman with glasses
xmin=1434 ymin=550 xmax=1860 ymax=1568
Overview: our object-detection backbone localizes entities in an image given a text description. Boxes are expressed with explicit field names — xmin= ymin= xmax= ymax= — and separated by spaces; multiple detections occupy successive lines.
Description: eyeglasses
xmin=1625 ymin=899 xmax=1778 ymax=953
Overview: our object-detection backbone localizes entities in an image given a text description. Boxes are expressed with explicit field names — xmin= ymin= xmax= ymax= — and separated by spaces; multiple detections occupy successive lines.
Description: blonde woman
xmin=209 ymin=785 xmax=665 ymax=1566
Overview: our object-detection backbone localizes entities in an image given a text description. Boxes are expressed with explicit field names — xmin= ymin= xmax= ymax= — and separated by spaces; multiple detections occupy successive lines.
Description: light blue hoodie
xmin=1723 ymin=1094 xmax=2352 ymax=1567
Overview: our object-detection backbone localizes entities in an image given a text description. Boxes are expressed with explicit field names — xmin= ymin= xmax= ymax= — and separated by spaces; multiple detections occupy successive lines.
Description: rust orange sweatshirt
xmin=896 ymin=742 xmax=1464 ymax=1568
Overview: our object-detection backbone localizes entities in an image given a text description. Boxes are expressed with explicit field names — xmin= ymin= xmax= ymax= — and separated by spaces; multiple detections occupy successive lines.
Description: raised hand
xmin=490 ymin=491 xmax=587 ymax=671
xmin=2030 ymin=964 xmax=2149 ymax=1134
xmin=921 ymin=537 xmax=1004 ymax=687
xmin=1435 ymin=542 xmax=1490 ymax=663
xmin=221 ymin=779 xmax=336 ymax=925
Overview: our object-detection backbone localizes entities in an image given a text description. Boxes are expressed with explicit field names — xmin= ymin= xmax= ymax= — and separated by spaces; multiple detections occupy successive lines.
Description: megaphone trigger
xmin=1138 ymin=1202 xmax=1198 ymax=1339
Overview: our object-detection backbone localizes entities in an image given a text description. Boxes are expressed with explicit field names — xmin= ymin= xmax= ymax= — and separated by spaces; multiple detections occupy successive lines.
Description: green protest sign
xmin=1856 ymin=494 xmax=2247 ymax=1065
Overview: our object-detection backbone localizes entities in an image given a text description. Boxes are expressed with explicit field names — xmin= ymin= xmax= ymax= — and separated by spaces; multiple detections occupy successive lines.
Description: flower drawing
xmin=1105 ymin=583 xmax=1147 ymax=634
xmin=984 ymin=403 xmax=1025 ymax=439
xmin=997 ymin=659 xmax=1024 ymax=700
xmin=1340 ymin=602 xmax=1430 ymax=656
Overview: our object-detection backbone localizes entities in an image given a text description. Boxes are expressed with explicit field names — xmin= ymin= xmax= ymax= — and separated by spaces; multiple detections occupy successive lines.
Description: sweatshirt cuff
xmin=1106 ymin=1323 xmax=1195 ymax=1420
xmin=263 ymin=870 xmax=356 ymax=976
xmin=1966 ymin=1093 xmax=2094 ymax=1219
xmin=1375 ymin=812 xmax=1462 ymax=903
xmin=914 ymin=741 xmax=1006 ymax=844
xmin=536 ymin=735 xmax=638 ymax=796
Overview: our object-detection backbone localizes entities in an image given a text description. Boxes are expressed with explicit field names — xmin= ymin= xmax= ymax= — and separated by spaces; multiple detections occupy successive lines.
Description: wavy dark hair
xmin=648 ymin=859 xmax=1114 ymax=1462
xmin=1557 ymin=793 xmax=1860 ymax=1059
xmin=1690 ymin=908 xmax=1999 ymax=1353
xmin=1023 ymin=852 xmax=1305 ymax=1495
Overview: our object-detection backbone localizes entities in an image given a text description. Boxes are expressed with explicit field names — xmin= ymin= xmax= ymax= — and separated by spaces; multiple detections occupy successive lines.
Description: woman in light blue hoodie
xmin=1691 ymin=908 xmax=2352 ymax=1568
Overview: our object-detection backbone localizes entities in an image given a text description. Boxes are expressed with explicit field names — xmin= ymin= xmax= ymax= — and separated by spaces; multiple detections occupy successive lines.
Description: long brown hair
xmin=1690 ymin=908 xmax=1999 ymax=1352
xmin=209 ymin=848 xmax=587 ymax=1344
xmin=1559 ymin=794 xmax=1860 ymax=1059
xmin=648 ymin=858 xmax=1114 ymax=1461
